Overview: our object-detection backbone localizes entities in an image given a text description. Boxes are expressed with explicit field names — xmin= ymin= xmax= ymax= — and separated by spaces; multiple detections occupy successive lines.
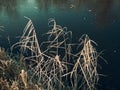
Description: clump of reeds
xmin=10 ymin=18 xmax=102 ymax=90
xmin=11 ymin=18 xmax=72 ymax=90
xmin=70 ymin=34 xmax=99 ymax=90
xmin=40 ymin=18 xmax=72 ymax=90
xmin=11 ymin=17 xmax=44 ymax=89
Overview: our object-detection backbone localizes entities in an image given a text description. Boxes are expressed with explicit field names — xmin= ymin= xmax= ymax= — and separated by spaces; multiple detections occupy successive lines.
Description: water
xmin=0 ymin=0 xmax=120 ymax=89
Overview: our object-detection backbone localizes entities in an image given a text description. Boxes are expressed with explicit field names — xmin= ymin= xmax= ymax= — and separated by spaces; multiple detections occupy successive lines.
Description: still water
xmin=0 ymin=0 xmax=120 ymax=90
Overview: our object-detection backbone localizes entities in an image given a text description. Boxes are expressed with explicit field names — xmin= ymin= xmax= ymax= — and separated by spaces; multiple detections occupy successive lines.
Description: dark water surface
xmin=0 ymin=0 xmax=120 ymax=90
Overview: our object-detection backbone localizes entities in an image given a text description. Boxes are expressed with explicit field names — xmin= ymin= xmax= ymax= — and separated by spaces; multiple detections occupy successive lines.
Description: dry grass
xmin=0 ymin=18 xmax=103 ymax=90
xmin=70 ymin=34 xmax=99 ymax=90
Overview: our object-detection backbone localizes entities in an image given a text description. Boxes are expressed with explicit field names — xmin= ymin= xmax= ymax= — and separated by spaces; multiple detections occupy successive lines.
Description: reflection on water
xmin=95 ymin=0 xmax=120 ymax=26
xmin=95 ymin=0 xmax=113 ymax=26
xmin=0 ymin=0 xmax=19 ymax=17
xmin=36 ymin=0 xmax=69 ymax=10
xmin=0 ymin=0 xmax=120 ymax=26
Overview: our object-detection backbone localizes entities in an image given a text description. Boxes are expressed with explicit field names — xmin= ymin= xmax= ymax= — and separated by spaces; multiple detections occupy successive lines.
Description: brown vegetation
xmin=0 ymin=18 xmax=102 ymax=90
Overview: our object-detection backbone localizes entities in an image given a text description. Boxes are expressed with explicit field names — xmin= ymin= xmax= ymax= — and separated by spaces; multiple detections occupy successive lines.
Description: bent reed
xmin=0 ymin=18 xmax=103 ymax=90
